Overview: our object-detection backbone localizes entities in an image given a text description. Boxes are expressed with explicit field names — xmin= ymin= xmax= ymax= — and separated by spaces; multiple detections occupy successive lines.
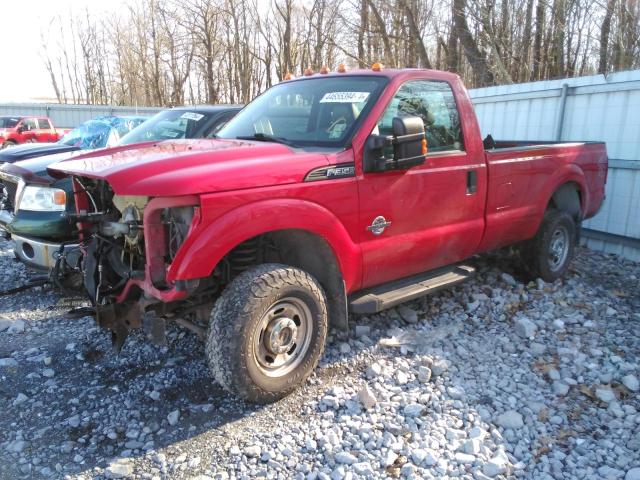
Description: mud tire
xmin=206 ymin=263 xmax=328 ymax=403
xmin=521 ymin=209 xmax=576 ymax=282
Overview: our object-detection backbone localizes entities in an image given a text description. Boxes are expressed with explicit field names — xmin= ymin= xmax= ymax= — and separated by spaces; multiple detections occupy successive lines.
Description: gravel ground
xmin=1 ymin=236 xmax=639 ymax=480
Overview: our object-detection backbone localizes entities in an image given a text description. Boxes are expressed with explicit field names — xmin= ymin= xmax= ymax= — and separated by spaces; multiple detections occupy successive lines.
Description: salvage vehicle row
xmin=0 ymin=105 xmax=241 ymax=273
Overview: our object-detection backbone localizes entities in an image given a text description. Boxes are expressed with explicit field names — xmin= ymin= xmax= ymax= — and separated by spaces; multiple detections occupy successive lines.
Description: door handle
xmin=467 ymin=170 xmax=478 ymax=194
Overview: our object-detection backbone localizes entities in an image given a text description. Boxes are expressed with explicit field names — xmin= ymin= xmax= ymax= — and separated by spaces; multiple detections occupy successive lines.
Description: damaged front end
xmin=72 ymin=177 xmax=203 ymax=351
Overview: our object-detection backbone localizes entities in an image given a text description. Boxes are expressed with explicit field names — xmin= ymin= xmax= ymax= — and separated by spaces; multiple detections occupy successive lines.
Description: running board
xmin=349 ymin=265 xmax=475 ymax=314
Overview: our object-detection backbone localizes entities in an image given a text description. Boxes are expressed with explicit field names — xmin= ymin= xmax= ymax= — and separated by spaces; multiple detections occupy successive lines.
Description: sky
xmin=0 ymin=0 xmax=126 ymax=103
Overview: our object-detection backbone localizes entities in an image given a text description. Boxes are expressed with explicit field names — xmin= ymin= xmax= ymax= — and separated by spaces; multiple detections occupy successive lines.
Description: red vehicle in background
xmin=0 ymin=116 xmax=69 ymax=149
xmin=49 ymin=67 xmax=608 ymax=403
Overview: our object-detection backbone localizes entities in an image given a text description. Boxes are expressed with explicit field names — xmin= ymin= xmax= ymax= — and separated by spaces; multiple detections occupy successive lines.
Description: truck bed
xmin=478 ymin=139 xmax=608 ymax=253
xmin=485 ymin=138 xmax=606 ymax=151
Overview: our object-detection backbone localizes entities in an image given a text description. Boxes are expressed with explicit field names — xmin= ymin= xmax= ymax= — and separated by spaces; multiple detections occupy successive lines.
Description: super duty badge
xmin=305 ymin=163 xmax=356 ymax=182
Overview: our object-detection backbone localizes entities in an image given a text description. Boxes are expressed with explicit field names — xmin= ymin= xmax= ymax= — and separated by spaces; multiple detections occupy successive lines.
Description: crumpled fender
xmin=166 ymin=198 xmax=362 ymax=291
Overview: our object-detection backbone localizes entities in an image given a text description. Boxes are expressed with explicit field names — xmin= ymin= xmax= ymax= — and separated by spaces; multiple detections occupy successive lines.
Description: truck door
xmin=36 ymin=118 xmax=55 ymax=142
xmin=357 ymin=79 xmax=487 ymax=288
xmin=18 ymin=118 xmax=38 ymax=143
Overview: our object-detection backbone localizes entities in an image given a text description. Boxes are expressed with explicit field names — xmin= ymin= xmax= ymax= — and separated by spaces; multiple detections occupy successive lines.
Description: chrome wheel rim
xmin=254 ymin=297 xmax=313 ymax=377
xmin=549 ymin=225 xmax=570 ymax=271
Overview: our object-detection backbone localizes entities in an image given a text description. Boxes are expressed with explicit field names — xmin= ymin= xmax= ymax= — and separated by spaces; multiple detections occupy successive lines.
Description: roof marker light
xmin=337 ymin=64 xmax=347 ymax=73
xmin=372 ymin=62 xmax=383 ymax=71
xmin=284 ymin=72 xmax=293 ymax=80
xmin=303 ymin=68 xmax=313 ymax=76
xmin=320 ymin=66 xmax=329 ymax=74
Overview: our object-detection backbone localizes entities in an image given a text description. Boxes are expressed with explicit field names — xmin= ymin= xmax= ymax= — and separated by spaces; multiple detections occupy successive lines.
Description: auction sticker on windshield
xmin=180 ymin=112 xmax=205 ymax=121
xmin=320 ymin=92 xmax=370 ymax=103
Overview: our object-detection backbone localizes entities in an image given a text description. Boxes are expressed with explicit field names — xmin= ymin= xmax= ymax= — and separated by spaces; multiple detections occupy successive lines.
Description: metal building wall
xmin=0 ymin=103 xmax=162 ymax=128
xmin=469 ymin=70 xmax=640 ymax=261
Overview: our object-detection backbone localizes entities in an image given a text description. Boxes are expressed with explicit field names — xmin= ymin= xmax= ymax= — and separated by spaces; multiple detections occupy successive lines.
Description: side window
xmin=22 ymin=118 xmax=37 ymax=130
xmin=377 ymin=80 xmax=464 ymax=153
xmin=37 ymin=118 xmax=52 ymax=129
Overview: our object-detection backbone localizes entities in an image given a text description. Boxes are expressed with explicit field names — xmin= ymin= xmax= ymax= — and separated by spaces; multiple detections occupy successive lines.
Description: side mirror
xmin=363 ymin=115 xmax=427 ymax=173
xmin=17 ymin=125 xmax=24 ymax=133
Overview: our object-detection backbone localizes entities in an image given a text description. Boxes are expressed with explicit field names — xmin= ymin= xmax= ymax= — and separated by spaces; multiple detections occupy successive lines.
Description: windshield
xmin=216 ymin=76 xmax=389 ymax=148
xmin=59 ymin=121 xmax=119 ymax=150
xmin=119 ymin=109 xmax=219 ymax=145
xmin=59 ymin=117 xmax=146 ymax=150
xmin=0 ymin=117 xmax=20 ymax=128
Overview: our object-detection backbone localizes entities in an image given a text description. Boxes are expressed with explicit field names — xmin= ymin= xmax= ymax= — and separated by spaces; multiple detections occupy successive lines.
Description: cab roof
xmin=283 ymin=67 xmax=460 ymax=83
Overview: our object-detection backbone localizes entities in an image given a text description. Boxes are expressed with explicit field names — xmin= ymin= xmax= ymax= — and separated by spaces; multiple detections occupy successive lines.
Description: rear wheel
xmin=1 ymin=141 xmax=16 ymax=149
xmin=206 ymin=263 xmax=328 ymax=403
xmin=521 ymin=209 xmax=576 ymax=282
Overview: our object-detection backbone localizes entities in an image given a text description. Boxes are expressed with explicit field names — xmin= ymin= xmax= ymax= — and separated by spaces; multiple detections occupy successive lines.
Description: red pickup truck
xmin=49 ymin=67 xmax=607 ymax=402
xmin=0 ymin=116 xmax=69 ymax=148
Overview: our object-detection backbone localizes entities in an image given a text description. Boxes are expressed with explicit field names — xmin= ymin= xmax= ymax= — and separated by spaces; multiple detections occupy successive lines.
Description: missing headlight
xmin=165 ymin=206 xmax=194 ymax=261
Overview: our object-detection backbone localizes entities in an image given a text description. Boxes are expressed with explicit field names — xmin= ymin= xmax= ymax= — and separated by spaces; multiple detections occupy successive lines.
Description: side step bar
xmin=348 ymin=265 xmax=475 ymax=314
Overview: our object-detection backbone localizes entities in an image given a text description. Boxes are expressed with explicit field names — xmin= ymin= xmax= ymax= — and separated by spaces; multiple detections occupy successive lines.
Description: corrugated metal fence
xmin=469 ymin=70 xmax=640 ymax=261
xmin=0 ymin=103 xmax=162 ymax=128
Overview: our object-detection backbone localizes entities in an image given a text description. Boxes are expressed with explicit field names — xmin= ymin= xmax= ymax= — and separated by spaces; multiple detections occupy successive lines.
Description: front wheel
xmin=206 ymin=263 xmax=328 ymax=403
xmin=521 ymin=209 xmax=576 ymax=282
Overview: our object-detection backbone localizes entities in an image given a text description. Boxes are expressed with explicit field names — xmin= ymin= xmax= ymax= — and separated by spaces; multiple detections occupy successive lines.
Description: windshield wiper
xmin=235 ymin=133 xmax=299 ymax=148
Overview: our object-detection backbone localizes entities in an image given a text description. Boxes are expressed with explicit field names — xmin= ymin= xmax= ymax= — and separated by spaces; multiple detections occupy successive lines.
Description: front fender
xmin=166 ymin=198 xmax=362 ymax=291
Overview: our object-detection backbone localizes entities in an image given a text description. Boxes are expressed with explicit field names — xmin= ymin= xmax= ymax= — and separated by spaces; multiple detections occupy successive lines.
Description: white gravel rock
xmin=454 ymin=452 xmax=476 ymax=464
xmin=7 ymin=319 xmax=25 ymax=333
xmin=0 ymin=316 xmax=11 ymax=332
xmin=104 ymin=459 xmax=134 ymax=479
xmin=553 ymin=381 xmax=570 ymax=396
xmin=495 ymin=410 xmax=524 ymax=429
xmin=167 ymin=409 xmax=180 ymax=426
xmin=461 ymin=438 xmax=481 ymax=455
xmin=335 ymin=451 xmax=357 ymax=464
xmin=547 ymin=368 xmax=561 ymax=381
xmin=6 ymin=440 xmax=27 ymax=453
xmin=396 ymin=370 xmax=409 ymax=385
xmin=397 ymin=305 xmax=418 ymax=324
xmin=358 ymin=384 xmax=377 ymax=409
xmin=384 ymin=450 xmax=398 ymax=466
xmin=431 ymin=359 xmax=449 ymax=376
xmin=67 ymin=415 xmax=81 ymax=428
xmin=626 ymin=467 xmax=640 ymax=480
xmin=500 ymin=272 xmax=517 ymax=286
xmin=244 ymin=445 xmax=261 ymax=458
xmin=418 ymin=366 xmax=432 ymax=383
xmin=355 ymin=325 xmax=370 ymax=338
xmin=366 ymin=362 xmax=382 ymax=379
xmin=403 ymin=403 xmax=425 ymax=417
xmin=514 ymin=317 xmax=537 ymax=338
xmin=0 ymin=358 xmax=18 ymax=368
xmin=622 ymin=374 xmax=640 ymax=392
xmin=596 ymin=387 xmax=617 ymax=403
xmin=483 ymin=451 xmax=509 ymax=477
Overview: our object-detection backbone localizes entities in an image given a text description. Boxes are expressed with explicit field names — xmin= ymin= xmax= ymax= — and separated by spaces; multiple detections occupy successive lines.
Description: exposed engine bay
xmin=71 ymin=177 xmax=210 ymax=351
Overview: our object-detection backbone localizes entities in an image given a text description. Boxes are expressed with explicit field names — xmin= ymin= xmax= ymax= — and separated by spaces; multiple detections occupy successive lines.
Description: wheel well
xmin=549 ymin=182 xmax=582 ymax=222
xmin=215 ymin=229 xmax=348 ymax=331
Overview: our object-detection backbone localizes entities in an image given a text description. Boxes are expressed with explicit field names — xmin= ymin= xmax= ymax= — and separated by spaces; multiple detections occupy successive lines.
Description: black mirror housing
xmin=392 ymin=116 xmax=427 ymax=169
xmin=363 ymin=115 xmax=427 ymax=172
